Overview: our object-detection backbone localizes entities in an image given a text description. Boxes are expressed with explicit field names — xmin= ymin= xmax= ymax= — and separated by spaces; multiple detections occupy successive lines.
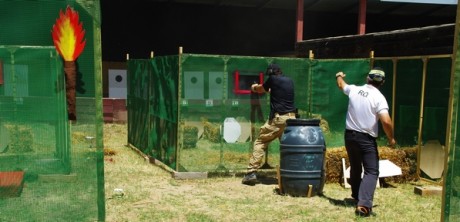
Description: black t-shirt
xmin=263 ymin=74 xmax=296 ymax=119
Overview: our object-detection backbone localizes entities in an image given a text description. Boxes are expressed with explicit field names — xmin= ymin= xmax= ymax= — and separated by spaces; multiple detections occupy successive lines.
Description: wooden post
xmin=391 ymin=58 xmax=397 ymax=127
xmin=296 ymin=0 xmax=304 ymax=42
xmin=369 ymin=50 xmax=374 ymax=68
xmin=307 ymin=184 xmax=313 ymax=197
xmin=277 ymin=165 xmax=283 ymax=194
xmin=176 ymin=46 xmax=183 ymax=172
xmin=416 ymin=57 xmax=428 ymax=181
xmin=357 ymin=0 xmax=367 ymax=35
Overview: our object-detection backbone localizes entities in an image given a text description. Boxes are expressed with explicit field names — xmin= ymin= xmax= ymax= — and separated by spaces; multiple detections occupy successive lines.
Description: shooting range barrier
xmin=127 ymin=52 xmax=450 ymax=175
xmin=0 ymin=1 xmax=105 ymax=221
xmin=2 ymin=0 xmax=460 ymax=221
xmin=127 ymin=48 xmax=460 ymax=217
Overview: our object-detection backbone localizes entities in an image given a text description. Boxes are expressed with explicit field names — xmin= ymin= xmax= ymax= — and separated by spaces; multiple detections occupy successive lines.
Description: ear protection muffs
xmin=368 ymin=68 xmax=385 ymax=86
xmin=266 ymin=64 xmax=276 ymax=75
xmin=267 ymin=68 xmax=274 ymax=75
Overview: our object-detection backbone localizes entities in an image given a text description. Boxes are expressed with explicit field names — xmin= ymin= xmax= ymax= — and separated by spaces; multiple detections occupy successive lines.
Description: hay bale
xmin=310 ymin=113 xmax=330 ymax=133
xmin=325 ymin=146 xmax=418 ymax=184
xmin=183 ymin=125 xmax=199 ymax=148
xmin=202 ymin=121 xmax=220 ymax=143
xmin=4 ymin=125 xmax=34 ymax=153
xmin=72 ymin=131 xmax=87 ymax=144
xmin=325 ymin=147 xmax=348 ymax=183
xmin=380 ymin=146 xmax=418 ymax=183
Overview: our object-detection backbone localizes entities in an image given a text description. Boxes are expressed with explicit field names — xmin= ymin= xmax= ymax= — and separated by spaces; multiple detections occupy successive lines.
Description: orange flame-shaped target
xmin=51 ymin=5 xmax=86 ymax=121
xmin=52 ymin=6 xmax=86 ymax=61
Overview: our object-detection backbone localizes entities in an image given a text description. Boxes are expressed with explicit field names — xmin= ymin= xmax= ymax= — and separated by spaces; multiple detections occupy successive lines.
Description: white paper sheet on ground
xmin=378 ymin=159 xmax=403 ymax=177
xmin=344 ymin=159 xmax=402 ymax=178
xmin=343 ymin=159 xmax=402 ymax=188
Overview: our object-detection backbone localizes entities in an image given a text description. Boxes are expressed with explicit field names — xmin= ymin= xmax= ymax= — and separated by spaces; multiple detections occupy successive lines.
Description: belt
xmin=275 ymin=112 xmax=296 ymax=117
xmin=345 ymin=129 xmax=375 ymax=139
xmin=345 ymin=129 xmax=366 ymax=134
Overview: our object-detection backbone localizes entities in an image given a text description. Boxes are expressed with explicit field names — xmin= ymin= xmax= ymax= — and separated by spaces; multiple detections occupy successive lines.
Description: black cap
xmin=268 ymin=63 xmax=280 ymax=70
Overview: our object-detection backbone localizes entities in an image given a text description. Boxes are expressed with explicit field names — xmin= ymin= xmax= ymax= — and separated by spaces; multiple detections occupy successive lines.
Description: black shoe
xmin=242 ymin=172 xmax=257 ymax=185
xmin=355 ymin=206 xmax=376 ymax=217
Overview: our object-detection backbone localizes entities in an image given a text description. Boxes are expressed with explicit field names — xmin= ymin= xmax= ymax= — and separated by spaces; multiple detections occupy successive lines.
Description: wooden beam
xmin=414 ymin=186 xmax=442 ymax=196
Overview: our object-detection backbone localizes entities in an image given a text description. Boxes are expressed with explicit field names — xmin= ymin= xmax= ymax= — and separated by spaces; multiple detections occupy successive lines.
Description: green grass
xmin=104 ymin=124 xmax=443 ymax=222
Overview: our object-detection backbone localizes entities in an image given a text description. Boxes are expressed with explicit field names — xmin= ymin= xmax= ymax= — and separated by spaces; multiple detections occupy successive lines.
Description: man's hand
xmin=387 ymin=138 xmax=397 ymax=148
xmin=336 ymin=71 xmax=347 ymax=90
xmin=336 ymin=72 xmax=346 ymax=78
xmin=251 ymin=83 xmax=258 ymax=92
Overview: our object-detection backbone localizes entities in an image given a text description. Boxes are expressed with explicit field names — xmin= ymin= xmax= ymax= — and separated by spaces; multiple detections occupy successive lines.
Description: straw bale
xmin=202 ymin=121 xmax=220 ymax=143
xmin=4 ymin=124 xmax=34 ymax=153
xmin=183 ymin=125 xmax=199 ymax=148
xmin=325 ymin=146 xmax=418 ymax=184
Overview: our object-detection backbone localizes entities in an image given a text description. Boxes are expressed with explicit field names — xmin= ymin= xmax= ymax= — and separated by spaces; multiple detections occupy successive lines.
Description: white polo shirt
xmin=343 ymin=84 xmax=389 ymax=138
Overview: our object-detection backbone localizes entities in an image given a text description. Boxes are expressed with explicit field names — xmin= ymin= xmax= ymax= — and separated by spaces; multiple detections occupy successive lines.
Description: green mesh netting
xmin=127 ymin=54 xmax=454 ymax=170
xmin=127 ymin=55 xmax=312 ymax=172
xmin=0 ymin=1 xmax=104 ymax=221
xmin=443 ymin=8 xmax=460 ymax=220
xmin=127 ymin=52 xmax=460 ymax=220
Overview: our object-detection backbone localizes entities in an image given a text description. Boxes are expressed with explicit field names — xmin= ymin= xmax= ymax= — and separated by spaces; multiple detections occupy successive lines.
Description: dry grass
xmin=103 ymin=124 xmax=442 ymax=222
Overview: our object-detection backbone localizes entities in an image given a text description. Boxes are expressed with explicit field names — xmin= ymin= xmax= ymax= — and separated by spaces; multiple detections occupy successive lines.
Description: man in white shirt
xmin=336 ymin=67 xmax=396 ymax=217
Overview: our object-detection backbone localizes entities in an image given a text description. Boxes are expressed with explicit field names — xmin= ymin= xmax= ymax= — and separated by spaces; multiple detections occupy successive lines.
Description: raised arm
xmin=251 ymin=83 xmax=267 ymax=94
xmin=336 ymin=71 xmax=347 ymax=90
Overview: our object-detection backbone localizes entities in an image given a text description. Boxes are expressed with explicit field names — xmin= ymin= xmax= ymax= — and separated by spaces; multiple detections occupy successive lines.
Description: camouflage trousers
xmin=246 ymin=113 xmax=296 ymax=173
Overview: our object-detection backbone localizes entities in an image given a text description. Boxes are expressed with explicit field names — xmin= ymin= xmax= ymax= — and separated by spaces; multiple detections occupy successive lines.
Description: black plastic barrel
xmin=279 ymin=118 xmax=326 ymax=197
